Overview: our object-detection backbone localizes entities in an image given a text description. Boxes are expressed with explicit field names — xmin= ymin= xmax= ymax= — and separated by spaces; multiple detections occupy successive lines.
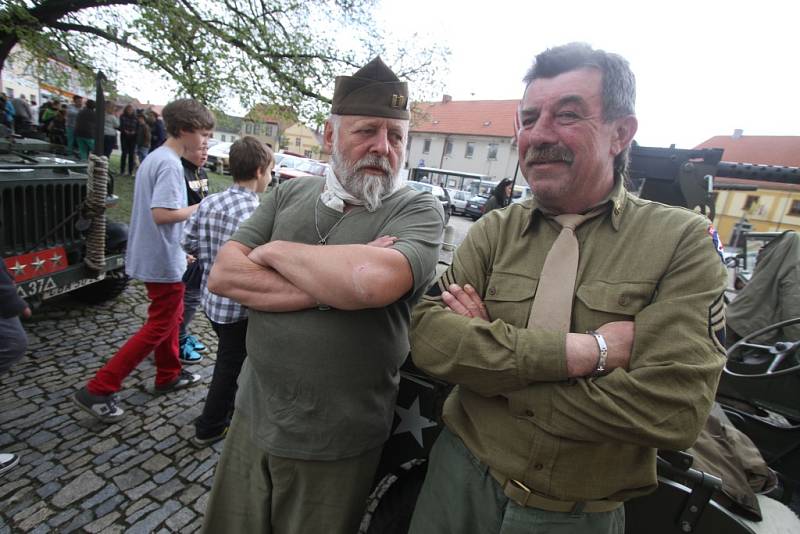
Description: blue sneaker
xmin=184 ymin=334 xmax=207 ymax=352
xmin=180 ymin=340 xmax=203 ymax=363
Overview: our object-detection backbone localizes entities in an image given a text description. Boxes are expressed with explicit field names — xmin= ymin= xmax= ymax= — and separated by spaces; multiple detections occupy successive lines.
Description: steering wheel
xmin=724 ymin=317 xmax=800 ymax=378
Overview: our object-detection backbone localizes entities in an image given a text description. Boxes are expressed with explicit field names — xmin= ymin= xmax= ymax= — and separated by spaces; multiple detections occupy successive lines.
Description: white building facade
xmin=1 ymin=45 xmax=89 ymax=103
xmin=406 ymin=98 xmax=520 ymax=182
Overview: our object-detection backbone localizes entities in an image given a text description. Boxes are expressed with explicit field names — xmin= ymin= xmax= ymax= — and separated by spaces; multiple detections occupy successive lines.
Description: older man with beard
xmin=408 ymin=43 xmax=727 ymax=534
xmin=202 ymin=57 xmax=445 ymax=534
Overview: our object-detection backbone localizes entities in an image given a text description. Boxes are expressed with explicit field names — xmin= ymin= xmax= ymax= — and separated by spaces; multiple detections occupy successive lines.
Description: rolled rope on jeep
xmin=84 ymin=154 xmax=108 ymax=274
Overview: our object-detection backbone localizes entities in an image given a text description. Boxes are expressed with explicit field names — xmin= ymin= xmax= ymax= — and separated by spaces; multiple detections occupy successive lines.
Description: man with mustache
xmin=408 ymin=43 xmax=727 ymax=533
xmin=202 ymin=57 xmax=445 ymax=534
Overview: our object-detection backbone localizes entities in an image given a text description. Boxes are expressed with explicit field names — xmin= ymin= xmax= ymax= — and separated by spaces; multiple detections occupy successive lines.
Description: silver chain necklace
xmin=314 ymin=196 xmax=350 ymax=245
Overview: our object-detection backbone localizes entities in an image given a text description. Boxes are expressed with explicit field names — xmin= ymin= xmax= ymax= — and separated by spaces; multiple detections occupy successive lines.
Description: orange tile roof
xmin=694 ymin=135 xmax=800 ymax=167
xmin=411 ymin=99 xmax=519 ymax=138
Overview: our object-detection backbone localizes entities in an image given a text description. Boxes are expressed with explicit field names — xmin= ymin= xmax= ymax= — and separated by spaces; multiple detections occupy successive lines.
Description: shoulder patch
xmin=708 ymin=292 xmax=726 ymax=354
xmin=708 ymin=224 xmax=725 ymax=262
xmin=423 ymin=266 xmax=457 ymax=301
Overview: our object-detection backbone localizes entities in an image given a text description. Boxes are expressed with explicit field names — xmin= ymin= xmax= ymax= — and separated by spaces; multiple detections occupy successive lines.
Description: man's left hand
xmin=442 ymin=283 xmax=490 ymax=321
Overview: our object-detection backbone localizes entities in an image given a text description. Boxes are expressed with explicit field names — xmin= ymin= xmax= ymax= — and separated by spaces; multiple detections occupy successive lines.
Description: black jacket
xmin=181 ymin=158 xmax=210 ymax=206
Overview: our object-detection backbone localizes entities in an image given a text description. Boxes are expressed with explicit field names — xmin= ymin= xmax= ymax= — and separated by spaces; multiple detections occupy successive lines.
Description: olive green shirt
xmin=410 ymin=179 xmax=728 ymax=502
xmin=727 ymin=230 xmax=800 ymax=342
xmin=232 ymin=177 xmax=444 ymax=460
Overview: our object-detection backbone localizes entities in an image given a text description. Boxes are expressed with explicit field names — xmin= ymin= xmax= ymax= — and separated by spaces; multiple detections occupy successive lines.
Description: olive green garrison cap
xmin=330 ymin=56 xmax=409 ymax=120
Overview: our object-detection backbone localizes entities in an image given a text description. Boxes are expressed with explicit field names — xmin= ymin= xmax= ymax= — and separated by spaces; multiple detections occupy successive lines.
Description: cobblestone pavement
xmin=1 ymin=280 xmax=221 ymax=533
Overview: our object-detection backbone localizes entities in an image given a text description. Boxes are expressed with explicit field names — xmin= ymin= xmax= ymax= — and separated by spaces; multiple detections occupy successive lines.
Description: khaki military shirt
xmin=411 ymin=180 xmax=728 ymax=502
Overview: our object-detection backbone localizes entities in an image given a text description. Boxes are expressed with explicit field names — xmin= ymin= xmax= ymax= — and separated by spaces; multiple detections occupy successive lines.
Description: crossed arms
xmin=440 ymin=282 xmax=634 ymax=378
xmin=411 ymin=216 xmax=728 ymax=449
xmin=207 ymin=236 xmax=413 ymax=312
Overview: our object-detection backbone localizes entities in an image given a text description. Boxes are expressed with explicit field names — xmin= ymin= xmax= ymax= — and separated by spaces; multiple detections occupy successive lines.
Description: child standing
xmin=182 ymin=136 xmax=273 ymax=445
xmin=178 ymin=144 xmax=212 ymax=363
xmin=73 ymin=98 xmax=215 ymax=422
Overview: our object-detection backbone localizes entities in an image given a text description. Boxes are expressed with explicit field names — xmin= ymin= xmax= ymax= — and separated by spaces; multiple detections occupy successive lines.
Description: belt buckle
xmin=506 ymin=478 xmax=533 ymax=507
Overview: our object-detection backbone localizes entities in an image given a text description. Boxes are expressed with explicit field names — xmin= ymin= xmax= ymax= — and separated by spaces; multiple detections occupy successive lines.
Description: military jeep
xmin=0 ymin=136 xmax=128 ymax=306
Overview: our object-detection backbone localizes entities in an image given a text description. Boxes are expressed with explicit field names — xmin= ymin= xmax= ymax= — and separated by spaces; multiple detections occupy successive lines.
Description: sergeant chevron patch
xmin=424 ymin=268 xmax=456 ymax=301
xmin=708 ymin=293 xmax=726 ymax=354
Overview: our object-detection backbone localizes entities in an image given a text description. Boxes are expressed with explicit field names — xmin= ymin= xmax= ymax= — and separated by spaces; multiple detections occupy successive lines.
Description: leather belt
xmin=489 ymin=468 xmax=622 ymax=513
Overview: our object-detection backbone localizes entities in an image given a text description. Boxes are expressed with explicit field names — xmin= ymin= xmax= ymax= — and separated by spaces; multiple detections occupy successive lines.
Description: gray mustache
xmin=355 ymin=155 xmax=393 ymax=175
xmin=524 ymin=146 xmax=574 ymax=165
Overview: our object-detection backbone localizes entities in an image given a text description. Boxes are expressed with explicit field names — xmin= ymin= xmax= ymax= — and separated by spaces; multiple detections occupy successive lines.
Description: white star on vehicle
xmin=31 ymin=257 xmax=46 ymax=271
xmin=49 ymin=253 xmax=63 ymax=265
xmin=11 ymin=261 xmax=26 ymax=276
xmin=393 ymin=397 xmax=437 ymax=448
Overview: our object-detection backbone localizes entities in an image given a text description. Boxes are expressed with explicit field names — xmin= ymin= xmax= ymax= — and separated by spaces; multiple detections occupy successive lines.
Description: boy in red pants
xmin=73 ymin=98 xmax=214 ymax=423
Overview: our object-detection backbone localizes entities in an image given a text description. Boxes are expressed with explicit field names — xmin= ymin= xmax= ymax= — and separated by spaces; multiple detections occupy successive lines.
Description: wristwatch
xmin=587 ymin=330 xmax=608 ymax=376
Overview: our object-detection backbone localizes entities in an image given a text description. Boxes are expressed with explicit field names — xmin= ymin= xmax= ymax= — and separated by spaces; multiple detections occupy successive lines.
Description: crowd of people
xmin=1 ymin=44 xmax=734 ymax=534
xmin=0 ymin=90 xmax=166 ymax=171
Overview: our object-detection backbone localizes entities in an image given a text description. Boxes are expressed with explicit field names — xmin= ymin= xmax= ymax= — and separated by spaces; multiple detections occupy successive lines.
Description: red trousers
xmin=88 ymin=282 xmax=184 ymax=395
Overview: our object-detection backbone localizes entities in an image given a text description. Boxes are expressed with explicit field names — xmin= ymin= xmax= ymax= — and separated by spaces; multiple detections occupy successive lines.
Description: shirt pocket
xmin=483 ymin=272 xmax=538 ymax=327
xmin=575 ymin=280 xmax=656 ymax=325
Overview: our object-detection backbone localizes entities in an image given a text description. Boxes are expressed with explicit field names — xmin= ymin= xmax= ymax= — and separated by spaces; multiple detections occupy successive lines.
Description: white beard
xmin=330 ymin=152 xmax=397 ymax=212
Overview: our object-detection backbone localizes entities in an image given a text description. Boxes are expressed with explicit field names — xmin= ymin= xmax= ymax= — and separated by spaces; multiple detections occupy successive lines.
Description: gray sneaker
xmin=191 ymin=427 xmax=228 ymax=448
xmin=155 ymin=369 xmax=201 ymax=394
xmin=72 ymin=387 xmax=125 ymax=423
xmin=0 ymin=453 xmax=19 ymax=476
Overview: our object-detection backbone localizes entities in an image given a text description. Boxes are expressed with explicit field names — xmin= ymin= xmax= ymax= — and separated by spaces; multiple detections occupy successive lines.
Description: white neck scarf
xmin=320 ymin=165 xmax=406 ymax=212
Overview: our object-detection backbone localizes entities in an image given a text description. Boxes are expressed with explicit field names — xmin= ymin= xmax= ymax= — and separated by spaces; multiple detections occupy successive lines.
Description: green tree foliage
xmin=0 ymin=0 xmax=448 ymax=118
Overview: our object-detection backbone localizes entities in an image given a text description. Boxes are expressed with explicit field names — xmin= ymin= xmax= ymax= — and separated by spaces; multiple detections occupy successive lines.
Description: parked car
xmin=464 ymin=194 xmax=489 ymax=220
xmin=446 ymin=188 xmax=470 ymax=215
xmin=272 ymin=153 xmax=306 ymax=175
xmin=468 ymin=180 xmax=531 ymax=203
xmin=206 ymin=141 xmax=233 ymax=174
xmin=275 ymin=158 xmax=329 ymax=183
xmin=406 ymin=180 xmax=451 ymax=225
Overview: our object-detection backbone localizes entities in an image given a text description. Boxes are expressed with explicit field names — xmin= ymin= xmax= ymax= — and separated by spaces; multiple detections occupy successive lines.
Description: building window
xmin=221 ymin=134 xmax=226 ymax=142
xmin=295 ymin=137 xmax=302 ymax=147
xmin=304 ymin=150 xmax=313 ymax=158
xmin=465 ymin=142 xmax=475 ymax=159
xmin=253 ymin=123 xmax=261 ymax=136
xmin=444 ymin=140 xmax=453 ymax=156
xmin=245 ymin=123 xmax=252 ymax=134
xmin=423 ymin=139 xmax=431 ymax=154
xmin=743 ymin=195 xmax=759 ymax=210
xmin=789 ymin=199 xmax=800 ymax=216
xmin=265 ymin=125 xmax=273 ymax=137
xmin=487 ymin=143 xmax=498 ymax=161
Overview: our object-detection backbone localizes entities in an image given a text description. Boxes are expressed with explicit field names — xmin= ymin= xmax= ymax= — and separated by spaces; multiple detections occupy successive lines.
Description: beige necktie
xmin=527 ymin=209 xmax=605 ymax=332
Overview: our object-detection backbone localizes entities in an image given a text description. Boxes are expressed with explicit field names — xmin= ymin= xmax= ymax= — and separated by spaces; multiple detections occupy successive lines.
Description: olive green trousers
xmin=408 ymin=427 xmax=625 ymax=534
xmin=202 ymin=413 xmax=382 ymax=534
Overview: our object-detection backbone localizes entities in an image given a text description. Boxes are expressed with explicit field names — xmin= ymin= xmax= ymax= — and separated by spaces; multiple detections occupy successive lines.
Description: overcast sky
xmin=119 ymin=0 xmax=798 ymax=150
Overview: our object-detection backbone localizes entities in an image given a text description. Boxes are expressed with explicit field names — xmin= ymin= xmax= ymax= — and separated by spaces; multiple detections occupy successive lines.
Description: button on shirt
xmin=182 ymin=185 xmax=260 ymax=324
xmin=410 ymin=179 xmax=728 ymax=502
